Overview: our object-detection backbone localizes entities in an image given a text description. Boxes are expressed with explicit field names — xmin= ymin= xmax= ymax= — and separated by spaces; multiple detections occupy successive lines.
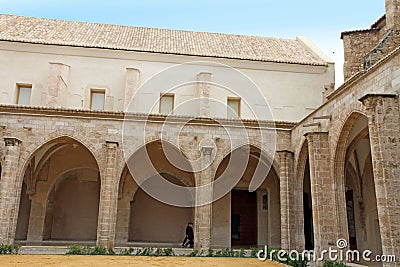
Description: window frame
xmin=159 ymin=93 xmax=175 ymax=114
xmin=90 ymin=89 xmax=106 ymax=110
xmin=261 ymin=191 xmax=268 ymax=212
xmin=16 ymin=83 xmax=32 ymax=105
xmin=227 ymin=96 xmax=241 ymax=118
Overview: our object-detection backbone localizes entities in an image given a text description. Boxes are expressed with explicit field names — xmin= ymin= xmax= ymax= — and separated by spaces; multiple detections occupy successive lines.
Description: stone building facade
xmin=0 ymin=1 xmax=399 ymax=266
xmin=341 ymin=0 xmax=400 ymax=80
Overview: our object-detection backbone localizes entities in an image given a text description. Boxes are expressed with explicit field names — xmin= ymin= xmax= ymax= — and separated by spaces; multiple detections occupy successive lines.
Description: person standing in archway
xmin=181 ymin=222 xmax=194 ymax=248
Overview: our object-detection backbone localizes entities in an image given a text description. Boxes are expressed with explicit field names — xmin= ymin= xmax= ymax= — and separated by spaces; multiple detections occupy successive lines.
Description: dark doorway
xmin=303 ymin=157 xmax=314 ymax=250
xmin=231 ymin=190 xmax=257 ymax=247
xmin=346 ymin=190 xmax=357 ymax=250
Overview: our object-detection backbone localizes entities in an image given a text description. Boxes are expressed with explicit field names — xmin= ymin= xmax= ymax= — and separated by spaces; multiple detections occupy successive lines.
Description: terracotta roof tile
xmin=0 ymin=14 xmax=327 ymax=66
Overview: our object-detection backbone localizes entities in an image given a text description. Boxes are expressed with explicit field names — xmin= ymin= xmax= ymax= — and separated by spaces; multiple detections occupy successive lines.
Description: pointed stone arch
xmin=15 ymin=135 xmax=101 ymax=244
xmin=115 ymin=139 xmax=195 ymax=246
xmin=333 ymin=111 xmax=382 ymax=255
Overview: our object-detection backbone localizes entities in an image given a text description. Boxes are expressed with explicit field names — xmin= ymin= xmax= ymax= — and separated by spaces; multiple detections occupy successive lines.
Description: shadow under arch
xmin=115 ymin=140 xmax=195 ymax=245
xmin=333 ymin=111 xmax=367 ymax=242
xmin=128 ymin=172 xmax=194 ymax=243
xmin=333 ymin=111 xmax=382 ymax=255
xmin=295 ymin=138 xmax=314 ymax=250
xmin=17 ymin=134 xmax=102 ymax=187
xmin=212 ymin=144 xmax=281 ymax=248
xmin=15 ymin=136 xmax=101 ymax=244
xmin=213 ymin=143 xmax=279 ymax=193
xmin=43 ymin=167 xmax=100 ymax=241
xmin=119 ymin=139 xmax=195 ymax=207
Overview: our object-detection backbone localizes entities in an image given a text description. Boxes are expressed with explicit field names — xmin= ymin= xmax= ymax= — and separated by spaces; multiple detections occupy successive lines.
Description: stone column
xmin=46 ymin=62 xmax=70 ymax=108
xmin=305 ymin=132 xmax=337 ymax=255
xmin=197 ymin=72 xmax=212 ymax=117
xmin=26 ymin=186 xmax=47 ymax=245
xmin=124 ymin=68 xmax=140 ymax=111
xmin=277 ymin=150 xmax=295 ymax=250
xmin=359 ymin=93 xmax=400 ymax=260
xmin=194 ymin=146 xmax=214 ymax=249
xmin=0 ymin=137 xmax=22 ymax=244
xmin=96 ymin=141 xmax=119 ymax=248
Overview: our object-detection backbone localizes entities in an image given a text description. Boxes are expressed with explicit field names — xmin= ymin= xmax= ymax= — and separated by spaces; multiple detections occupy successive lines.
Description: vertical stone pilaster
xmin=277 ymin=150 xmax=295 ymax=250
xmin=197 ymin=72 xmax=212 ymax=117
xmin=385 ymin=0 xmax=400 ymax=30
xmin=124 ymin=68 xmax=140 ymax=111
xmin=359 ymin=93 xmax=400 ymax=259
xmin=96 ymin=141 xmax=119 ymax=248
xmin=46 ymin=62 xmax=70 ymax=108
xmin=194 ymin=146 xmax=213 ymax=249
xmin=0 ymin=137 xmax=22 ymax=244
xmin=26 ymin=185 xmax=48 ymax=245
xmin=305 ymin=132 xmax=337 ymax=254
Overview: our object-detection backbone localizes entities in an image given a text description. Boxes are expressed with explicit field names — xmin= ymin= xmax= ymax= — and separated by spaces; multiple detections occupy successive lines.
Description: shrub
xmin=90 ymin=246 xmax=107 ymax=255
xmin=66 ymin=244 xmax=84 ymax=255
xmin=162 ymin=248 xmax=174 ymax=256
xmin=107 ymin=247 xmax=115 ymax=255
xmin=0 ymin=244 xmax=20 ymax=254
xmin=121 ymin=247 xmax=135 ymax=255
xmin=239 ymin=248 xmax=245 ymax=258
xmin=188 ymin=249 xmax=199 ymax=257
xmin=269 ymin=249 xmax=309 ymax=267
xmin=66 ymin=245 xmax=114 ymax=255
xmin=138 ymin=247 xmax=153 ymax=256
xmin=324 ymin=261 xmax=348 ymax=267
xmin=154 ymin=248 xmax=163 ymax=257
xmin=250 ymin=247 xmax=259 ymax=258
xmin=207 ymin=248 xmax=214 ymax=257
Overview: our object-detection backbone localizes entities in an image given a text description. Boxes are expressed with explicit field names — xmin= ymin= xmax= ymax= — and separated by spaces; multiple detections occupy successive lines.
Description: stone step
xmin=19 ymin=246 xmax=68 ymax=255
xmin=18 ymin=245 xmax=252 ymax=257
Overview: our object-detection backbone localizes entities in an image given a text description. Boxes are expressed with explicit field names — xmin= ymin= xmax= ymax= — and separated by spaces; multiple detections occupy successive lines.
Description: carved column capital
xmin=303 ymin=131 xmax=329 ymax=143
xmin=359 ymin=93 xmax=398 ymax=110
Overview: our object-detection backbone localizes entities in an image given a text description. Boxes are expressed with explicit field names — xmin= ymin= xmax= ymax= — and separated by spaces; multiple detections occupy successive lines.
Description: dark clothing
xmin=182 ymin=225 xmax=194 ymax=248
xmin=186 ymin=226 xmax=194 ymax=239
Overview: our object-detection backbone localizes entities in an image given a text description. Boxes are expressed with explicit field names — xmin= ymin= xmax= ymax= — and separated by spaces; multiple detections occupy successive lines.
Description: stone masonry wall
xmin=0 ymin=107 xmax=290 ymax=248
xmin=291 ymin=46 xmax=400 ymax=266
xmin=342 ymin=29 xmax=384 ymax=80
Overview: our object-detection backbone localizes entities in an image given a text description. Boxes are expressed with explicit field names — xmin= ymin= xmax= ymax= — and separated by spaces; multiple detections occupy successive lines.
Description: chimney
xmin=386 ymin=0 xmax=400 ymax=29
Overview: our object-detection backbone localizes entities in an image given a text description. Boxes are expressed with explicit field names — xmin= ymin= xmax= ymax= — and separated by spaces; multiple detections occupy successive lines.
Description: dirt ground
xmin=0 ymin=255 xmax=283 ymax=267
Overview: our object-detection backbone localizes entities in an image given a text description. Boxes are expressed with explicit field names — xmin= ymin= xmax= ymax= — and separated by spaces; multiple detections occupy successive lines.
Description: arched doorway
xmin=336 ymin=113 xmax=382 ymax=255
xmin=212 ymin=145 xmax=280 ymax=248
xmin=15 ymin=137 xmax=100 ymax=244
xmin=116 ymin=140 xmax=195 ymax=246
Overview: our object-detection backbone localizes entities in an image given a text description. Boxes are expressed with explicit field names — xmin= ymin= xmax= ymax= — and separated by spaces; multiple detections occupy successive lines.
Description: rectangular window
xmin=159 ymin=93 xmax=174 ymax=114
xmin=262 ymin=192 xmax=268 ymax=212
xmin=227 ymin=97 xmax=241 ymax=118
xmin=90 ymin=90 xmax=105 ymax=110
xmin=16 ymin=84 xmax=32 ymax=105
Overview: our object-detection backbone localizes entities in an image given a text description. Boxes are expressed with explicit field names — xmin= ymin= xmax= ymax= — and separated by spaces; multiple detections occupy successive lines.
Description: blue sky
xmin=1 ymin=0 xmax=385 ymax=86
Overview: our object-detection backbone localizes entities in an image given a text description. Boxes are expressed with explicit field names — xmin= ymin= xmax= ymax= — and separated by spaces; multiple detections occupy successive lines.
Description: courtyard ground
xmin=0 ymin=255 xmax=283 ymax=267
